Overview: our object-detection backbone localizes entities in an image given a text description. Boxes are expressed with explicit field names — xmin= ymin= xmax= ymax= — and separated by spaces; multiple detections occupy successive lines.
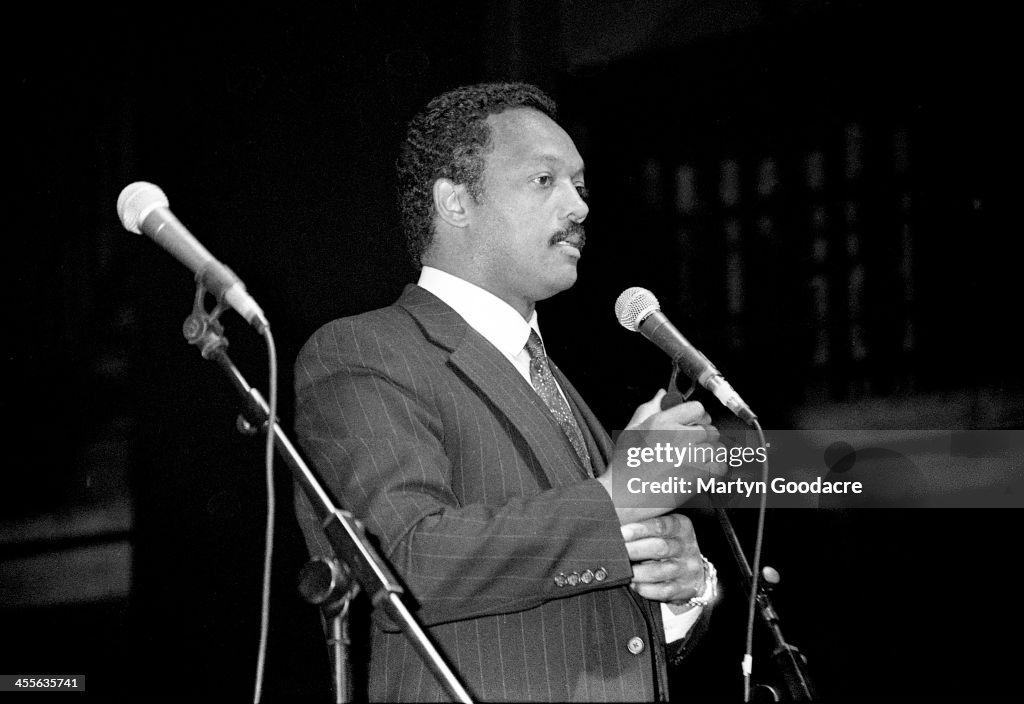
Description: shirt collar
xmin=417 ymin=266 xmax=541 ymax=357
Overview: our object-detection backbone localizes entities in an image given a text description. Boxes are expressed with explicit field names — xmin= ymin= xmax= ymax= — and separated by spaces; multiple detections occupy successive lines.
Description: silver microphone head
xmin=117 ymin=181 xmax=168 ymax=234
xmin=615 ymin=287 xmax=661 ymax=332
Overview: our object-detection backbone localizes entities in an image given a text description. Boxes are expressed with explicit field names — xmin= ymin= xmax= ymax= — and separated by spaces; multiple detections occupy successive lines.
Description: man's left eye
xmin=575 ymin=184 xmax=589 ymax=200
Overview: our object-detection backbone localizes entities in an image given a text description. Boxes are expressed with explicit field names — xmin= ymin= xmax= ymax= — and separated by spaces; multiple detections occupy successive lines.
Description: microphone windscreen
xmin=614 ymin=287 xmax=660 ymax=332
xmin=117 ymin=182 xmax=168 ymax=234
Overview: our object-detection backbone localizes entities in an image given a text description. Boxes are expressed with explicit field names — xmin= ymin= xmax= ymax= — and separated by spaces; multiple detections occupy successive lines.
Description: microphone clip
xmin=661 ymin=364 xmax=698 ymax=410
xmin=183 ymin=282 xmax=230 ymax=360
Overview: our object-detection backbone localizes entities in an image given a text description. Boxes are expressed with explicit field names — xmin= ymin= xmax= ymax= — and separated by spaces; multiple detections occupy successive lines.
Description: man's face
xmin=466 ymin=107 xmax=589 ymax=315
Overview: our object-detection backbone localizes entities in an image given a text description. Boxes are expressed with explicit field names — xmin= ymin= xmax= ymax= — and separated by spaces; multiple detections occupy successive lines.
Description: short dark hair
xmin=396 ymin=82 xmax=558 ymax=267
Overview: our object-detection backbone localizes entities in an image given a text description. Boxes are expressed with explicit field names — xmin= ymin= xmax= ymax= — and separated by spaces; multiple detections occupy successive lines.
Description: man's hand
xmin=621 ymin=513 xmax=705 ymax=609
xmin=597 ymin=390 xmax=725 ymax=524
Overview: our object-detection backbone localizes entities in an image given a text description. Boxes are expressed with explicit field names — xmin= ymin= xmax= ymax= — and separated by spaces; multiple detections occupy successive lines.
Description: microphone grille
xmin=614 ymin=287 xmax=661 ymax=332
xmin=117 ymin=181 xmax=168 ymax=234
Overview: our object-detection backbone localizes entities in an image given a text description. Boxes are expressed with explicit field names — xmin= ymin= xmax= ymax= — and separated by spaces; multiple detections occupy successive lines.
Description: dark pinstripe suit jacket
xmin=294 ymin=284 xmax=676 ymax=702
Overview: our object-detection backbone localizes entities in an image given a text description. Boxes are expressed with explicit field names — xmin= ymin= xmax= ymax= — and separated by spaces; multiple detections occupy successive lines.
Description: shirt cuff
xmin=661 ymin=602 xmax=704 ymax=643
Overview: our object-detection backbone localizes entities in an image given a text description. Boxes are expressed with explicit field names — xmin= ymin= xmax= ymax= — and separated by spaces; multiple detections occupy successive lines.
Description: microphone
xmin=117 ymin=181 xmax=269 ymax=333
xmin=615 ymin=287 xmax=756 ymax=424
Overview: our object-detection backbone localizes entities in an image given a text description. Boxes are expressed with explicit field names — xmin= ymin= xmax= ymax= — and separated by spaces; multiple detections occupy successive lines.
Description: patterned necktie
xmin=524 ymin=330 xmax=593 ymax=475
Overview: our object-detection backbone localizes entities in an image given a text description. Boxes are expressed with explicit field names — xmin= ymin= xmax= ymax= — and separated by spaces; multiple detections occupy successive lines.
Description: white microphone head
xmin=615 ymin=287 xmax=661 ymax=332
xmin=117 ymin=181 xmax=169 ymax=234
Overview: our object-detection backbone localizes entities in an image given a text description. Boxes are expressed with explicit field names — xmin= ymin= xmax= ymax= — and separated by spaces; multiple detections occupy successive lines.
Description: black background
xmin=6 ymin=2 xmax=1020 ymax=701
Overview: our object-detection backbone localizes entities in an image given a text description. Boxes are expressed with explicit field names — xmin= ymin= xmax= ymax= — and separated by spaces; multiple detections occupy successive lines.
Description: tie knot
xmin=524 ymin=330 xmax=546 ymax=360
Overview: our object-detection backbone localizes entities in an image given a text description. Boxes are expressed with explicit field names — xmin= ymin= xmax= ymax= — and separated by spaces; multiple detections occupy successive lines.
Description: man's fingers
xmin=631 ymin=573 xmax=706 ymax=603
xmin=658 ymin=401 xmax=710 ymax=426
xmin=627 ymin=389 xmax=667 ymax=427
xmin=623 ymin=536 xmax=679 ymax=562
xmin=621 ymin=517 xmax=666 ymax=542
xmin=622 ymin=514 xmax=693 ymax=542
xmin=650 ymin=403 xmax=720 ymax=446
xmin=622 ymin=512 xmax=705 ymax=604
xmin=631 ymin=581 xmax=685 ymax=602
xmin=630 ymin=559 xmax=684 ymax=584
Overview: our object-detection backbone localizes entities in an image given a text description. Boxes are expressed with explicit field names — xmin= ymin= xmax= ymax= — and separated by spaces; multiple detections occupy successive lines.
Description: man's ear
xmin=433 ymin=178 xmax=471 ymax=229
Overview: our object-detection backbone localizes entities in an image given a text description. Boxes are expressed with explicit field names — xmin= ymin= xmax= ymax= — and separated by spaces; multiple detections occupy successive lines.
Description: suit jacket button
xmin=580 ymin=569 xmax=594 ymax=584
xmin=594 ymin=567 xmax=608 ymax=582
xmin=626 ymin=636 xmax=645 ymax=655
xmin=554 ymin=573 xmax=567 ymax=587
xmin=567 ymin=571 xmax=581 ymax=586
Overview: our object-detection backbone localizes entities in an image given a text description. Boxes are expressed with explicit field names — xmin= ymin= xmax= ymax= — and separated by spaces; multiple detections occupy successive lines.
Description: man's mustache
xmin=550 ymin=223 xmax=586 ymax=250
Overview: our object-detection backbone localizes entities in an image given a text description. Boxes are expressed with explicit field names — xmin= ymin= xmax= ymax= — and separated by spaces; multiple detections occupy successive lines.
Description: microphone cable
xmin=742 ymin=418 xmax=770 ymax=703
xmin=253 ymin=325 xmax=278 ymax=704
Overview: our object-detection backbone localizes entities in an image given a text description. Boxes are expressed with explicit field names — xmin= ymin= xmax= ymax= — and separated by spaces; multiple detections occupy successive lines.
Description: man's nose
xmin=566 ymin=185 xmax=589 ymax=223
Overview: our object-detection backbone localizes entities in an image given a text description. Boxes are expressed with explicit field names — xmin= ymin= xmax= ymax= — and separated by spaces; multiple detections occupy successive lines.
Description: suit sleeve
xmin=293 ymin=319 xmax=635 ymax=629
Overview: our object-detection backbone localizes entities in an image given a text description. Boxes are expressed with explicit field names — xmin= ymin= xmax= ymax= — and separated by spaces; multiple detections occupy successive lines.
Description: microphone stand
xmin=714 ymin=504 xmax=816 ymax=702
xmin=665 ymin=367 xmax=815 ymax=700
xmin=294 ymin=557 xmax=355 ymax=704
xmin=182 ymin=286 xmax=473 ymax=704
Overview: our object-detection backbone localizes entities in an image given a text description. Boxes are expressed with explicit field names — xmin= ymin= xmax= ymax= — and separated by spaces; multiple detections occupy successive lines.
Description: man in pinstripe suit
xmin=294 ymin=83 xmax=721 ymax=701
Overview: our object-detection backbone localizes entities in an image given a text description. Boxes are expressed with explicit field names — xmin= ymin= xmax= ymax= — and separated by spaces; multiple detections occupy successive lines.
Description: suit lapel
xmin=398 ymin=285 xmax=591 ymax=488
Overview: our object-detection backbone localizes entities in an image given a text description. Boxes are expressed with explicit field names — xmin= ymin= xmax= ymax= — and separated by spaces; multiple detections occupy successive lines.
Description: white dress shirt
xmin=417 ymin=266 xmax=706 ymax=643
